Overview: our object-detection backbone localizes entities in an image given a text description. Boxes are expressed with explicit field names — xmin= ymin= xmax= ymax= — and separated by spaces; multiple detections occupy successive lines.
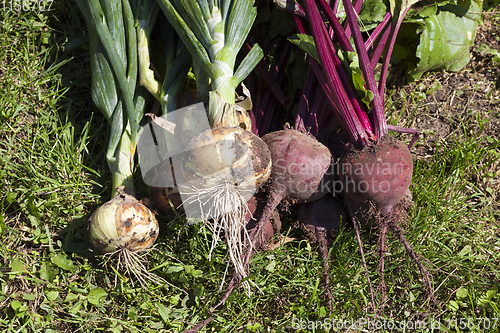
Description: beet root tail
xmin=386 ymin=210 xmax=437 ymax=304
xmin=315 ymin=226 xmax=334 ymax=315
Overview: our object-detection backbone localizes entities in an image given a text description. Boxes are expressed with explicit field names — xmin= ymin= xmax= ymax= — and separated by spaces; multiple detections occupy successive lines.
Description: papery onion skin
xmin=151 ymin=127 xmax=272 ymax=212
xmin=235 ymin=108 xmax=252 ymax=132
xmin=88 ymin=187 xmax=159 ymax=253
xmin=182 ymin=127 xmax=272 ymax=189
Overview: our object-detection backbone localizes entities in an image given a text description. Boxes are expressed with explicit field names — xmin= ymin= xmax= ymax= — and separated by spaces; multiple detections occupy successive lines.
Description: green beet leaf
xmin=359 ymin=0 xmax=388 ymax=30
xmin=288 ymin=34 xmax=320 ymax=63
xmin=410 ymin=0 xmax=482 ymax=80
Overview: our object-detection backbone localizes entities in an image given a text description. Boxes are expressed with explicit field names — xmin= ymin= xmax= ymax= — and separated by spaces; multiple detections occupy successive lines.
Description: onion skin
xmin=88 ymin=187 xmax=159 ymax=253
xmin=236 ymin=108 xmax=252 ymax=132
xmin=181 ymin=127 xmax=272 ymax=189
xmin=151 ymin=127 xmax=271 ymax=212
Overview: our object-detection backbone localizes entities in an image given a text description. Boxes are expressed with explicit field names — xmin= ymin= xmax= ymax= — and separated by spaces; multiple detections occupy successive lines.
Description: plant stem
xmin=109 ymin=123 xmax=135 ymax=196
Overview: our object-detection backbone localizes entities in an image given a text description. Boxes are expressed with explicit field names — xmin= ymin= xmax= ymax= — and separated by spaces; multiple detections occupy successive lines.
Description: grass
xmin=1 ymin=2 xmax=499 ymax=332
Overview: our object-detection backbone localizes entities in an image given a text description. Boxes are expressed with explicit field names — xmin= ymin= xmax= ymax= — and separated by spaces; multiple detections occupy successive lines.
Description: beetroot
xmin=251 ymin=129 xmax=331 ymax=240
xmin=239 ymin=129 xmax=333 ymax=310
xmin=232 ymin=129 xmax=332 ymax=278
xmin=263 ymin=129 xmax=332 ymax=200
xmin=338 ymin=135 xmax=413 ymax=212
xmin=287 ymin=0 xmax=435 ymax=313
xmin=338 ymin=136 xmax=435 ymax=309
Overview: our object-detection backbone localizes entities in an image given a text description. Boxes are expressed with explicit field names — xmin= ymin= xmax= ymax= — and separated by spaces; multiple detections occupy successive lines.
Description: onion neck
xmin=108 ymin=123 xmax=135 ymax=197
xmin=208 ymin=91 xmax=239 ymax=128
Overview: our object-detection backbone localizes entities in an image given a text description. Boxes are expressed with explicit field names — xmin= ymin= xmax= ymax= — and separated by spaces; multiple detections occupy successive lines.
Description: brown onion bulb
xmin=88 ymin=187 xmax=159 ymax=253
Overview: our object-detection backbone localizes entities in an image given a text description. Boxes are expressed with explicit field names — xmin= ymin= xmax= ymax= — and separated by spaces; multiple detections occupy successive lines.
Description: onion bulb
xmin=151 ymin=126 xmax=271 ymax=211
xmin=179 ymin=126 xmax=271 ymax=188
xmin=87 ymin=187 xmax=161 ymax=287
xmin=175 ymin=126 xmax=272 ymax=292
xmin=88 ymin=187 xmax=159 ymax=253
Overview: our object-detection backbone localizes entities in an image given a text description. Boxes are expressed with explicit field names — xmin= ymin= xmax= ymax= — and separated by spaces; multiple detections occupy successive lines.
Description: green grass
xmin=1 ymin=3 xmax=499 ymax=333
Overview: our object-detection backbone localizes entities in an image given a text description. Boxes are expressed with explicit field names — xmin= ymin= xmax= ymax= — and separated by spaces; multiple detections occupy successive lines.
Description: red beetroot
xmin=338 ymin=136 xmax=435 ymax=309
xmin=244 ymin=129 xmax=332 ymax=264
xmin=339 ymin=135 xmax=413 ymax=212
xmin=295 ymin=0 xmax=434 ymax=313
xmin=255 ymin=129 xmax=331 ymax=234
xmin=264 ymin=129 xmax=332 ymax=202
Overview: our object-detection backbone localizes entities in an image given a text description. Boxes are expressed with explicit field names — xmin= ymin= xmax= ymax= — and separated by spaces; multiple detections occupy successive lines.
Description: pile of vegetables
xmin=75 ymin=0 xmax=482 ymax=329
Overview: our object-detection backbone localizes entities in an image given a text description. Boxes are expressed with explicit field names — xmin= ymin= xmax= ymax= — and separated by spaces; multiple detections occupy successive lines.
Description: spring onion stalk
xmin=137 ymin=0 xmax=192 ymax=115
xmin=134 ymin=0 xmax=194 ymax=213
xmin=76 ymin=0 xmax=162 ymax=287
xmin=154 ymin=0 xmax=271 ymax=292
xmin=156 ymin=0 xmax=264 ymax=127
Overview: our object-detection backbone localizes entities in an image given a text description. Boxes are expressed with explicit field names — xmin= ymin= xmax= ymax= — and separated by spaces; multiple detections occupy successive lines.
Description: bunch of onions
xmin=153 ymin=0 xmax=272 ymax=291
xmin=76 ymin=0 xmax=162 ymax=287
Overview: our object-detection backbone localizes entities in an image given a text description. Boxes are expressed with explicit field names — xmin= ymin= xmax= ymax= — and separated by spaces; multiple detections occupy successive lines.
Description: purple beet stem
xmin=303 ymin=0 xmax=371 ymax=146
xmin=343 ymin=0 xmax=388 ymax=138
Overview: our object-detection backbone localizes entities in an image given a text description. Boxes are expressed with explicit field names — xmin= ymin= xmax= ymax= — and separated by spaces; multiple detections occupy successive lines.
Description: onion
xmin=87 ymin=187 xmax=161 ymax=287
xmin=179 ymin=127 xmax=271 ymax=187
xmin=88 ymin=187 xmax=159 ymax=253
xmin=174 ymin=126 xmax=272 ymax=291
xmin=151 ymin=126 xmax=271 ymax=211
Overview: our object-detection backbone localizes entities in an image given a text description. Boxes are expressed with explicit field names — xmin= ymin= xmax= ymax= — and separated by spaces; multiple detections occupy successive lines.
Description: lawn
xmin=0 ymin=1 xmax=499 ymax=332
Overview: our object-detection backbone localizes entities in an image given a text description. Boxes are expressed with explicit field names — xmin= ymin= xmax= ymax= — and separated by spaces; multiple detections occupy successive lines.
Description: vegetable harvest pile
xmin=72 ymin=0 xmax=486 ymax=330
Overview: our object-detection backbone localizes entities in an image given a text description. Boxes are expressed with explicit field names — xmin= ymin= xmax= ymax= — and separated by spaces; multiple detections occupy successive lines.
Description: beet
xmin=303 ymin=164 xmax=336 ymax=202
xmin=263 ymin=129 xmax=332 ymax=201
xmin=337 ymin=135 xmax=435 ymax=309
xmin=339 ymin=135 xmax=413 ymax=212
xmin=249 ymin=129 xmax=331 ymax=242
xmin=148 ymin=158 xmax=184 ymax=213
xmin=151 ymin=185 xmax=182 ymax=213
